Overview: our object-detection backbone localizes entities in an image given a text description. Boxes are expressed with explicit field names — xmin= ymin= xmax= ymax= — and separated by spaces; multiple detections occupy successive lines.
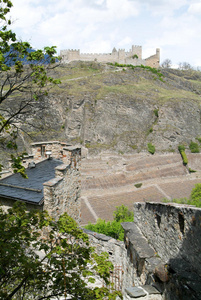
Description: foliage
xmin=0 ymin=202 xmax=122 ymax=299
xmin=178 ymin=145 xmax=188 ymax=165
xmin=107 ymin=62 xmax=164 ymax=81
xmin=196 ymin=137 xmax=201 ymax=144
xmin=178 ymin=144 xmax=185 ymax=152
xmin=113 ymin=205 xmax=133 ymax=222
xmin=147 ymin=142 xmax=155 ymax=155
xmin=85 ymin=205 xmax=134 ymax=241
xmin=154 ymin=108 xmax=159 ymax=118
xmin=134 ymin=183 xmax=142 ymax=188
xmin=163 ymin=183 xmax=201 ymax=208
xmin=189 ymin=141 xmax=200 ymax=153
xmin=132 ymin=54 xmax=138 ymax=59
xmin=190 ymin=183 xmax=201 ymax=207
xmin=0 ymin=0 xmax=61 ymax=176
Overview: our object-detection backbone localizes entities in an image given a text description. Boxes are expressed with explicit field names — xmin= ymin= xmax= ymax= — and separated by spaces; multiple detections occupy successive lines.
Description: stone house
xmin=0 ymin=141 xmax=81 ymax=223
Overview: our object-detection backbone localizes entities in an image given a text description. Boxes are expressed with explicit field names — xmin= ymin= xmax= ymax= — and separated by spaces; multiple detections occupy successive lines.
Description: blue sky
xmin=10 ymin=0 xmax=201 ymax=67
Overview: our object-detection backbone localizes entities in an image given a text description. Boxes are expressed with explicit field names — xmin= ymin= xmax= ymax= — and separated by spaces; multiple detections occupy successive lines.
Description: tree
xmin=0 ymin=202 xmax=122 ymax=299
xmin=0 ymin=0 xmax=61 ymax=177
xmin=190 ymin=183 xmax=201 ymax=207
xmin=178 ymin=62 xmax=192 ymax=70
xmin=85 ymin=205 xmax=134 ymax=241
xmin=161 ymin=58 xmax=172 ymax=68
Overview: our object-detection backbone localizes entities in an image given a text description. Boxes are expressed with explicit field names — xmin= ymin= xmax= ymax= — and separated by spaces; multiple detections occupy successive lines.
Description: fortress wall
xmin=125 ymin=58 xmax=145 ymax=66
xmin=60 ymin=45 xmax=160 ymax=66
xmin=145 ymin=48 xmax=160 ymax=68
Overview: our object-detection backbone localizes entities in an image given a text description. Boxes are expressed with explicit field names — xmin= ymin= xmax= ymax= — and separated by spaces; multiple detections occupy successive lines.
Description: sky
xmin=10 ymin=0 xmax=201 ymax=68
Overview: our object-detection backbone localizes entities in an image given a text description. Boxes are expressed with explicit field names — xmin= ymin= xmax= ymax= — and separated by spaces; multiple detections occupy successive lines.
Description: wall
xmin=145 ymin=48 xmax=160 ymax=68
xmin=123 ymin=202 xmax=201 ymax=300
xmin=84 ymin=202 xmax=201 ymax=300
xmin=43 ymin=147 xmax=81 ymax=223
xmin=60 ymin=45 xmax=160 ymax=68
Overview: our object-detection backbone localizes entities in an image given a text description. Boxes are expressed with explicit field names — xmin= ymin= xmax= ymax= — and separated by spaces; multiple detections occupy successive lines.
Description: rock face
xmin=9 ymin=62 xmax=201 ymax=155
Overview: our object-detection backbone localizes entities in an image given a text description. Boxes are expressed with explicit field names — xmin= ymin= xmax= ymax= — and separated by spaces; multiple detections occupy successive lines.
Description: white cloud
xmin=9 ymin=0 xmax=201 ymax=67
xmin=188 ymin=2 xmax=201 ymax=15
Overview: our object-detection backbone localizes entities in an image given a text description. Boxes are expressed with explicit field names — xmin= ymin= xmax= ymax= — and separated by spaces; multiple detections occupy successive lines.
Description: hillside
xmin=2 ymin=61 xmax=201 ymax=157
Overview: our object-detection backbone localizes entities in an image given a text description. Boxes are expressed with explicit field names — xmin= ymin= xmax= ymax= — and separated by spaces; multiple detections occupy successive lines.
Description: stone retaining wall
xmin=84 ymin=202 xmax=201 ymax=299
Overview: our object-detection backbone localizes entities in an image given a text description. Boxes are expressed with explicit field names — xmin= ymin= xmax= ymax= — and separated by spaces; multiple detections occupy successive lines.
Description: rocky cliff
xmin=7 ymin=62 xmax=201 ymax=156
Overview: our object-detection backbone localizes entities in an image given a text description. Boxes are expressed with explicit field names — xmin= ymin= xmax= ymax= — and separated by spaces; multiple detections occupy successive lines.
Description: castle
xmin=60 ymin=45 xmax=160 ymax=68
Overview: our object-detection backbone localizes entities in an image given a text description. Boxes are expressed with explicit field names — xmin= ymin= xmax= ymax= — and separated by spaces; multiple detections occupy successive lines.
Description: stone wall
xmin=60 ymin=45 xmax=160 ymax=68
xmin=30 ymin=141 xmax=72 ymax=164
xmin=43 ymin=147 xmax=81 ymax=223
xmin=84 ymin=202 xmax=201 ymax=299
xmin=123 ymin=202 xmax=201 ymax=300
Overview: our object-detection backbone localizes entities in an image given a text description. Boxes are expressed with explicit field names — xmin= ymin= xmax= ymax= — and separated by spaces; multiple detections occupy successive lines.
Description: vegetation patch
xmin=196 ymin=137 xmax=201 ymax=144
xmin=163 ymin=183 xmax=201 ymax=208
xmin=147 ymin=143 xmax=155 ymax=154
xmin=85 ymin=205 xmax=134 ymax=241
xmin=107 ymin=63 xmax=164 ymax=81
xmin=189 ymin=141 xmax=200 ymax=153
xmin=134 ymin=183 xmax=142 ymax=188
xmin=154 ymin=108 xmax=159 ymax=118
xmin=178 ymin=145 xmax=188 ymax=165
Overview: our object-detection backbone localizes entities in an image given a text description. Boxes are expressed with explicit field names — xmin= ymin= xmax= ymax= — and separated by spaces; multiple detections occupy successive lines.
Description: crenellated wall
xmin=60 ymin=45 xmax=160 ymax=68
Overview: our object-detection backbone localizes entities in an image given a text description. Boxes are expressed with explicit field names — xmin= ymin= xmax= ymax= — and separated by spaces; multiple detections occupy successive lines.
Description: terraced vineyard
xmin=80 ymin=152 xmax=201 ymax=225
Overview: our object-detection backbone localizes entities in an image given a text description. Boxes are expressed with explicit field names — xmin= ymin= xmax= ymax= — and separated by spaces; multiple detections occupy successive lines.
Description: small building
xmin=0 ymin=141 xmax=81 ymax=223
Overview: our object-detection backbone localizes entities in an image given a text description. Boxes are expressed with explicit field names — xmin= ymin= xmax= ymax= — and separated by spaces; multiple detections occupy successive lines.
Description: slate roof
xmin=0 ymin=158 xmax=63 ymax=205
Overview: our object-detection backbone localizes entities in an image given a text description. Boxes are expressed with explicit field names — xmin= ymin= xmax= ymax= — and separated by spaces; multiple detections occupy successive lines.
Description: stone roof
xmin=0 ymin=158 xmax=63 ymax=205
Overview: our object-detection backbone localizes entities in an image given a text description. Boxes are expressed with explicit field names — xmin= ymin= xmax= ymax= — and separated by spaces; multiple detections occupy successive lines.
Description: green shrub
xmin=178 ymin=145 xmax=188 ymax=165
xmin=113 ymin=205 xmax=134 ymax=222
xmin=85 ymin=205 xmax=134 ymax=241
xmin=129 ymin=144 xmax=137 ymax=150
xmin=154 ymin=109 xmax=159 ymax=118
xmin=190 ymin=183 xmax=201 ymax=207
xmin=163 ymin=184 xmax=201 ymax=208
xmin=178 ymin=144 xmax=185 ymax=152
xmin=189 ymin=168 xmax=196 ymax=173
xmin=189 ymin=141 xmax=200 ymax=153
xmin=135 ymin=183 xmax=142 ymax=188
xmin=147 ymin=143 xmax=155 ymax=155
xmin=180 ymin=150 xmax=188 ymax=165
xmin=196 ymin=137 xmax=201 ymax=144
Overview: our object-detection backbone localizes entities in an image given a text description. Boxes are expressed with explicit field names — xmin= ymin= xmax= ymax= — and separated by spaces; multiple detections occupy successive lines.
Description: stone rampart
xmin=60 ymin=45 xmax=160 ymax=68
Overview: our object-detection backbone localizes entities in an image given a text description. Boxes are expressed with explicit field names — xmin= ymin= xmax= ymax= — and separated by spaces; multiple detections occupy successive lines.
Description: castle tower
xmin=131 ymin=45 xmax=142 ymax=59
